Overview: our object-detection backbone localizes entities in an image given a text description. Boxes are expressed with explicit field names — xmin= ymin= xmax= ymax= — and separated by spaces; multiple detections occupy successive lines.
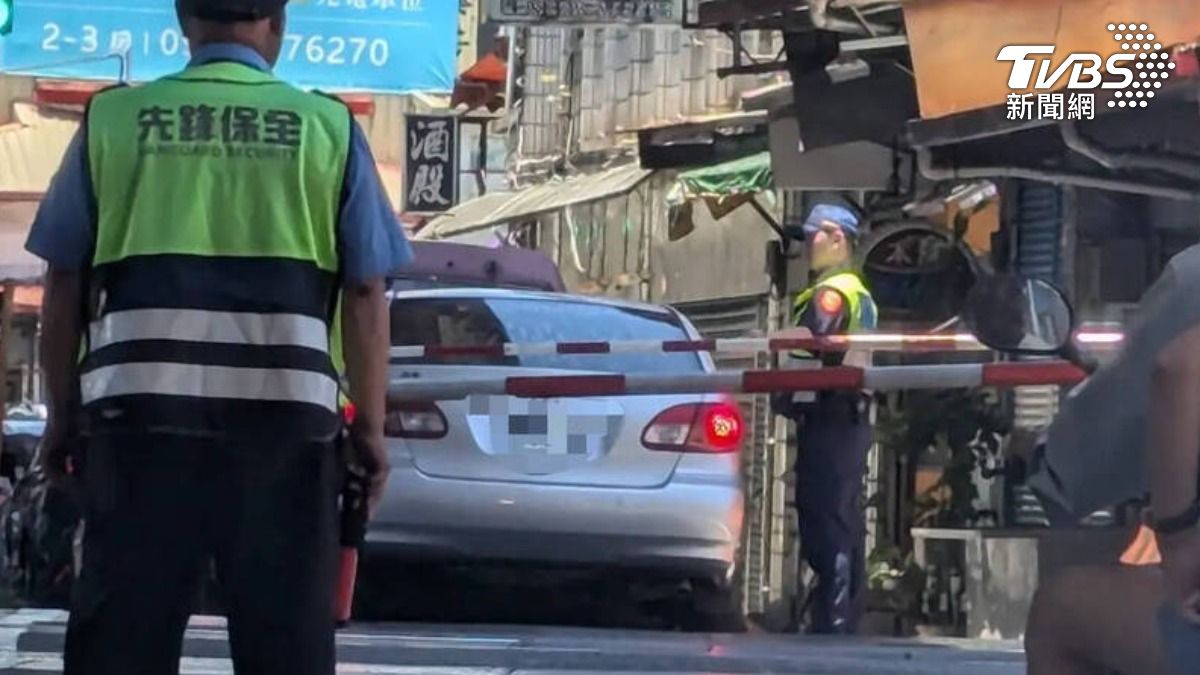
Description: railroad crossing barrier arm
xmin=386 ymin=362 xmax=1088 ymax=403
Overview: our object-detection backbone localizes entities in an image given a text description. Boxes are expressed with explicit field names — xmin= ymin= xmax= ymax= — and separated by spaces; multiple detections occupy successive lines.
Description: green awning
xmin=667 ymin=151 xmax=773 ymax=205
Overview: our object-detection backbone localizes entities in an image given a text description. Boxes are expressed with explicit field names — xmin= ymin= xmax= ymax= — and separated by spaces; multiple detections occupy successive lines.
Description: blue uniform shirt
xmin=859 ymin=294 xmax=879 ymax=331
xmin=25 ymin=43 xmax=412 ymax=284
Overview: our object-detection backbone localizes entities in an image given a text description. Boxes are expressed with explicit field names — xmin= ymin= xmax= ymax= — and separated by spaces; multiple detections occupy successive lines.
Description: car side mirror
xmin=962 ymin=274 xmax=1075 ymax=356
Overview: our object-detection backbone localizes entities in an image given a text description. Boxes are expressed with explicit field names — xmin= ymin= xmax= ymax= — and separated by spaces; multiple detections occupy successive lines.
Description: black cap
xmin=176 ymin=0 xmax=288 ymax=21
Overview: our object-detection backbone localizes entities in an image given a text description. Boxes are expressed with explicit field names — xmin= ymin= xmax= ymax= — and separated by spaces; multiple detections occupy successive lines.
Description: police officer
xmin=781 ymin=204 xmax=878 ymax=634
xmin=25 ymin=1 xmax=411 ymax=673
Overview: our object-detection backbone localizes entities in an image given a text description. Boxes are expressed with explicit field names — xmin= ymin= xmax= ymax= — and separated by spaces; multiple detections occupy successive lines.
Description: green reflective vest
xmin=81 ymin=61 xmax=352 ymax=440
xmin=790 ymin=270 xmax=876 ymax=360
xmin=792 ymin=271 xmax=874 ymax=331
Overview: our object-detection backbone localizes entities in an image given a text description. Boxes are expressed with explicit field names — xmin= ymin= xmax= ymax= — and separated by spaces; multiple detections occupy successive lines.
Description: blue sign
xmin=0 ymin=0 xmax=457 ymax=93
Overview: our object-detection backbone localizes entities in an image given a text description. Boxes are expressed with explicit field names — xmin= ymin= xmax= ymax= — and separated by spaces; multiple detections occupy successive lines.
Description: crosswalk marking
xmin=0 ymin=611 xmax=69 ymax=627
xmin=338 ymin=634 xmax=520 ymax=649
xmin=0 ymin=609 xmax=1026 ymax=674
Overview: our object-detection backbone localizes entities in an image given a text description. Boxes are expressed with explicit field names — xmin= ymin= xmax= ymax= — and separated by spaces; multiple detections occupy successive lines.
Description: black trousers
xmin=794 ymin=397 xmax=872 ymax=635
xmin=63 ymin=433 xmax=341 ymax=675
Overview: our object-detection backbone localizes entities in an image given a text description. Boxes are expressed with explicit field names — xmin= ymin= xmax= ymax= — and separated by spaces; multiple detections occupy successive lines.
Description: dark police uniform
xmin=23 ymin=2 xmax=412 ymax=673
xmin=786 ymin=267 xmax=878 ymax=634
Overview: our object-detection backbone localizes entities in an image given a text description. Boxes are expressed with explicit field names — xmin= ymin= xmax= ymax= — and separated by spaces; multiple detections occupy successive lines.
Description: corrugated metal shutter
xmin=1011 ymin=181 xmax=1065 ymax=526
xmin=523 ymin=27 xmax=569 ymax=160
xmin=672 ymin=294 xmax=777 ymax=616
xmin=1014 ymin=182 xmax=1064 ymax=282
xmin=1011 ymin=181 xmax=1065 ymax=431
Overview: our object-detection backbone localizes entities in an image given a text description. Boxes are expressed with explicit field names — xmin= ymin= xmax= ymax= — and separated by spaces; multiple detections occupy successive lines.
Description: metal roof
xmin=417 ymin=163 xmax=653 ymax=240
xmin=0 ymin=103 xmax=80 ymax=193
xmin=0 ymin=201 xmax=45 ymax=283
xmin=0 ymin=103 xmax=74 ymax=282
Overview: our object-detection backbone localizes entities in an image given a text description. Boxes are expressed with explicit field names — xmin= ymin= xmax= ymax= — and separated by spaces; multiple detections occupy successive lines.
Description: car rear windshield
xmin=391 ymin=297 xmax=704 ymax=374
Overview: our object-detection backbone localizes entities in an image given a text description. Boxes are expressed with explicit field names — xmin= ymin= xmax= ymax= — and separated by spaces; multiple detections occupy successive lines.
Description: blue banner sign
xmin=0 ymin=0 xmax=456 ymax=93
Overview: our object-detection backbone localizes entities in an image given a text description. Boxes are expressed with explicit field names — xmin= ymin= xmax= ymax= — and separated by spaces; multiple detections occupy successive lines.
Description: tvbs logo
xmin=998 ymin=22 xmax=1173 ymax=97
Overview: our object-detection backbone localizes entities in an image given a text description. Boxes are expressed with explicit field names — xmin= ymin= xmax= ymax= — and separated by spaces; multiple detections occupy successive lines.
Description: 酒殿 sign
xmin=0 ymin=0 xmax=457 ymax=93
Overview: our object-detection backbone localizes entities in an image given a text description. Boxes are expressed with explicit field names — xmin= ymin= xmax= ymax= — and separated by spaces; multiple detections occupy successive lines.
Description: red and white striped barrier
xmin=389 ymin=334 xmax=981 ymax=359
xmin=388 ymin=361 xmax=1088 ymax=402
xmin=389 ymin=331 xmax=1122 ymax=360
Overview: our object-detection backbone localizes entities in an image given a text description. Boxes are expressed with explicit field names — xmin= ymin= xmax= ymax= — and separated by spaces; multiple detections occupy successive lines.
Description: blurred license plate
xmin=466 ymin=395 xmax=622 ymax=459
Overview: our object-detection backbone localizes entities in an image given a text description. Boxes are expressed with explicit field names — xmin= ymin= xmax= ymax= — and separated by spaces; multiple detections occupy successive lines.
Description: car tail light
xmin=642 ymin=402 xmax=744 ymax=453
xmin=385 ymin=401 xmax=448 ymax=439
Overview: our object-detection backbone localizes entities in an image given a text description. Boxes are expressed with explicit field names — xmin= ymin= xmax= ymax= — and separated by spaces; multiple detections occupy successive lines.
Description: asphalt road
xmin=0 ymin=609 xmax=1025 ymax=674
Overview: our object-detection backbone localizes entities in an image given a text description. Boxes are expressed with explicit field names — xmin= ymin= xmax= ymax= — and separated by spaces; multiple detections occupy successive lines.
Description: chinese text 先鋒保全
xmin=136 ymin=104 xmax=305 ymax=161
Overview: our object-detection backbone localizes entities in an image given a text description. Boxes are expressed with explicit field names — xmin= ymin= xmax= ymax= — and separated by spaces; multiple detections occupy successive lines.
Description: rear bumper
xmin=366 ymin=464 xmax=742 ymax=579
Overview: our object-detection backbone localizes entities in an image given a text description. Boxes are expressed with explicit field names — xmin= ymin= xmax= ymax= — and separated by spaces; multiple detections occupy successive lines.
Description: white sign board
xmin=487 ymin=0 xmax=685 ymax=25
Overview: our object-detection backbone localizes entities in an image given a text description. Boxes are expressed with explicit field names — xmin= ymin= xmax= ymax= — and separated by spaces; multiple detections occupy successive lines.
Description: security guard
xmin=25 ymin=1 xmax=411 ymax=673
xmin=782 ymin=204 xmax=878 ymax=634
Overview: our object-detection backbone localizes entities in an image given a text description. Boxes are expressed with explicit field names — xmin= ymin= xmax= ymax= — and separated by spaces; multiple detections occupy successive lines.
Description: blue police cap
xmin=802 ymin=204 xmax=861 ymax=240
xmin=177 ymin=0 xmax=288 ymax=20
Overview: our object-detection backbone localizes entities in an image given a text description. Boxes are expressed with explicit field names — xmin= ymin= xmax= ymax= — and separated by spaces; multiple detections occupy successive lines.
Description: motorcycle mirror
xmin=962 ymin=274 xmax=1075 ymax=356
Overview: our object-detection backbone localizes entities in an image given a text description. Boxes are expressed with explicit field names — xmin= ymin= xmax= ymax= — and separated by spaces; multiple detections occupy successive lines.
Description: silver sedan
xmin=367 ymin=288 xmax=745 ymax=625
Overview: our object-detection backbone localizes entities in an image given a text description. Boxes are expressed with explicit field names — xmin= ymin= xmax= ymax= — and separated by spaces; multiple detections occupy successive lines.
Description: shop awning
xmin=667 ymin=151 xmax=772 ymax=205
xmin=417 ymin=163 xmax=652 ymax=240
xmin=451 ymin=52 xmax=508 ymax=113
xmin=664 ymin=151 xmax=784 ymax=241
